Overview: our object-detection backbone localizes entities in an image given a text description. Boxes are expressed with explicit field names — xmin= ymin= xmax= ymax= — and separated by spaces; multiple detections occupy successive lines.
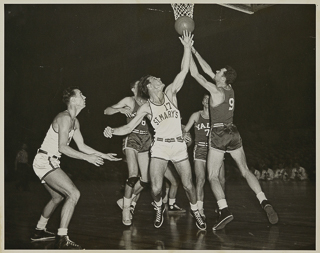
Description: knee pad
xmin=140 ymin=180 xmax=149 ymax=189
xmin=126 ymin=176 xmax=140 ymax=188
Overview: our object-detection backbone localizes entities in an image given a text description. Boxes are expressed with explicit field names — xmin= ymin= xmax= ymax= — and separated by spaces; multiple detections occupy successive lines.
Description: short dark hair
xmin=138 ymin=75 xmax=152 ymax=99
xmin=223 ymin=65 xmax=237 ymax=84
xmin=62 ymin=86 xmax=79 ymax=105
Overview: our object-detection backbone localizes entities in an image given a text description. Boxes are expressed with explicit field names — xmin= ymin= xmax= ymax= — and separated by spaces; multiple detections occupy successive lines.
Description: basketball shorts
xmin=122 ymin=132 xmax=152 ymax=153
xmin=193 ymin=144 xmax=208 ymax=162
xmin=209 ymin=123 xmax=242 ymax=153
xmin=150 ymin=139 xmax=188 ymax=163
xmin=33 ymin=153 xmax=60 ymax=183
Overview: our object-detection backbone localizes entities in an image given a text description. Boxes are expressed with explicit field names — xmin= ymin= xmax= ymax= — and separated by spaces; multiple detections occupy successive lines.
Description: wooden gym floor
xmin=4 ymin=174 xmax=315 ymax=251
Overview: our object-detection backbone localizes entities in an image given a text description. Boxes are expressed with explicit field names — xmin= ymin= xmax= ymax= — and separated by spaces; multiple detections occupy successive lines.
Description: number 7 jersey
xmin=210 ymin=86 xmax=235 ymax=125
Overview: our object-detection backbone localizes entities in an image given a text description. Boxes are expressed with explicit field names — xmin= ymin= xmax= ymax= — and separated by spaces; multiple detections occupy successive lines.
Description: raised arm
xmin=192 ymin=46 xmax=215 ymax=80
xmin=183 ymin=111 xmax=199 ymax=133
xmin=165 ymin=30 xmax=194 ymax=98
xmin=104 ymin=97 xmax=133 ymax=118
xmin=104 ymin=103 xmax=150 ymax=138
xmin=190 ymin=56 xmax=219 ymax=94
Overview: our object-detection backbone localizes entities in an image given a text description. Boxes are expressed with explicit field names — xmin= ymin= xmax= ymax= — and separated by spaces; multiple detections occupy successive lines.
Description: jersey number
xmin=164 ymin=102 xmax=172 ymax=111
xmin=229 ymin=98 xmax=234 ymax=111
xmin=141 ymin=120 xmax=146 ymax=126
xmin=205 ymin=129 xmax=210 ymax=136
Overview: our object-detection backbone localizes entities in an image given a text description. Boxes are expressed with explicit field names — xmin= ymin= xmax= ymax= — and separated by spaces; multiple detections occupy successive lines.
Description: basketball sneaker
xmin=122 ymin=206 xmax=132 ymax=226
xmin=31 ymin=228 xmax=55 ymax=241
xmin=190 ymin=209 xmax=206 ymax=230
xmin=117 ymin=198 xmax=135 ymax=219
xmin=199 ymin=208 xmax=206 ymax=222
xmin=168 ymin=203 xmax=186 ymax=213
xmin=152 ymin=202 xmax=165 ymax=228
xmin=116 ymin=198 xmax=124 ymax=209
xmin=54 ymin=235 xmax=83 ymax=249
xmin=212 ymin=208 xmax=233 ymax=231
xmin=261 ymin=200 xmax=278 ymax=224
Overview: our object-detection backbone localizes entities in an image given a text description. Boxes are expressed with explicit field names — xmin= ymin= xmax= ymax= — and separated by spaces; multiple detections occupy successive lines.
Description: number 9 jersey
xmin=210 ymin=86 xmax=234 ymax=125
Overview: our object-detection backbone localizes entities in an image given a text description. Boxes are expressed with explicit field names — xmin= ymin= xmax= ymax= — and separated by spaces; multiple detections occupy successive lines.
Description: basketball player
xmin=104 ymin=80 xmax=152 ymax=226
xmin=190 ymin=47 xmax=278 ymax=230
xmin=105 ymin=80 xmax=186 ymax=224
xmin=183 ymin=94 xmax=225 ymax=220
xmin=104 ymin=31 xmax=206 ymax=230
xmin=32 ymin=87 xmax=121 ymax=249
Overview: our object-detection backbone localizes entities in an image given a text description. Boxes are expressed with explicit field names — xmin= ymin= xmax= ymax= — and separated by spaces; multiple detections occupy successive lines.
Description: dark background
xmin=4 ymin=4 xmax=316 ymax=179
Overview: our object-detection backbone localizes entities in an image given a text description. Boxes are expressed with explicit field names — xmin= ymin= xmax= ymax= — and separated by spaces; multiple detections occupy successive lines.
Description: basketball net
xmin=171 ymin=3 xmax=194 ymax=20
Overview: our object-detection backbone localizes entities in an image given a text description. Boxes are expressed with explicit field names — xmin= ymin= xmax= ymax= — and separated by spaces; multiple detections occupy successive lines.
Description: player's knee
xmin=207 ymin=173 xmax=219 ymax=182
xmin=219 ymin=177 xmax=226 ymax=186
xmin=67 ymin=187 xmax=80 ymax=204
xmin=126 ymin=176 xmax=140 ymax=188
xmin=241 ymin=168 xmax=251 ymax=179
xmin=182 ymin=181 xmax=193 ymax=193
xmin=52 ymin=194 xmax=64 ymax=204
xmin=152 ymin=184 xmax=162 ymax=197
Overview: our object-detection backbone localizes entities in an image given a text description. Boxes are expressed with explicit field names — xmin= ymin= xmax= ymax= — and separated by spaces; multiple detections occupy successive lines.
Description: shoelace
xmin=193 ymin=210 xmax=204 ymax=225
xmin=65 ymin=236 xmax=80 ymax=247
xmin=154 ymin=205 xmax=162 ymax=222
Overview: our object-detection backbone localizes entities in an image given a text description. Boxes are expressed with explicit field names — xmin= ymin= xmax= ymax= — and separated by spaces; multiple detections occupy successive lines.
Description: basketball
xmin=174 ymin=16 xmax=195 ymax=35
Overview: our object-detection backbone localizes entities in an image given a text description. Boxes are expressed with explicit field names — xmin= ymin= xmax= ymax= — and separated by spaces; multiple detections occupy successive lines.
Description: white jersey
xmin=149 ymin=93 xmax=182 ymax=139
xmin=40 ymin=123 xmax=75 ymax=158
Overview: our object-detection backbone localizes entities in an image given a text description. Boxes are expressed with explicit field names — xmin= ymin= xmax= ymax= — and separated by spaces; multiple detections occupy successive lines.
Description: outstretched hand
xmin=101 ymin=153 xmax=122 ymax=161
xmin=179 ymin=30 xmax=194 ymax=48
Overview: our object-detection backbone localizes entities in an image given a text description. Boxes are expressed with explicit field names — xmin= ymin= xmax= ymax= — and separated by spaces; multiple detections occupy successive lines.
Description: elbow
xmin=190 ymin=70 xmax=198 ymax=78
xmin=58 ymin=145 xmax=68 ymax=154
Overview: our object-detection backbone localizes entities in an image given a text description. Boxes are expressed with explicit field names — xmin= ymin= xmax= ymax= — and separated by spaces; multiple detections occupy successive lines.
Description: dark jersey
xmin=127 ymin=98 xmax=149 ymax=134
xmin=194 ymin=112 xmax=210 ymax=145
xmin=210 ymin=87 xmax=235 ymax=125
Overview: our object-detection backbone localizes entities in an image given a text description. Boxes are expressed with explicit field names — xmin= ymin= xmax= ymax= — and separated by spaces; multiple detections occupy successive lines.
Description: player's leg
xmin=162 ymin=179 xmax=170 ymax=204
xmin=120 ymin=148 xmax=140 ymax=225
xmin=129 ymin=151 xmax=150 ymax=215
xmin=230 ymin=146 xmax=278 ymax=224
xmin=207 ymin=148 xmax=234 ymax=231
xmin=219 ymin=161 xmax=226 ymax=191
xmin=194 ymin=160 xmax=206 ymax=218
xmin=31 ymin=183 xmax=64 ymax=241
xmin=164 ymin=164 xmax=185 ymax=213
xmin=149 ymin=157 xmax=168 ymax=228
xmin=174 ymin=159 xmax=206 ymax=230
xmin=207 ymin=149 xmax=225 ymax=201
xmin=44 ymin=168 xmax=82 ymax=249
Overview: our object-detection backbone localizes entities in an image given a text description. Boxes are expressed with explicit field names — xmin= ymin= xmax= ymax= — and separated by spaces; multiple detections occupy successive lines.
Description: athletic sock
xmin=36 ymin=215 xmax=49 ymax=230
xmin=190 ymin=203 xmax=198 ymax=211
xmin=256 ymin=192 xmax=267 ymax=204
xmin=123 ymin=197 xmax=131 ymax=208
xmin=57 ymin=228 xmax=68 ymax=236
xmin=169 ymin=198 xmax=176 ymax=206
xmin=217 ymin=199 xmax=228 ymax=210
xmin=197 ymin=201 xmax=204 ymax=210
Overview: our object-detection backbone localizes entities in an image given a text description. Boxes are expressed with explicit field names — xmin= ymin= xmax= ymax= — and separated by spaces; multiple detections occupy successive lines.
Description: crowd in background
xmin=8 ymin=136 xmax=315 ymax=191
